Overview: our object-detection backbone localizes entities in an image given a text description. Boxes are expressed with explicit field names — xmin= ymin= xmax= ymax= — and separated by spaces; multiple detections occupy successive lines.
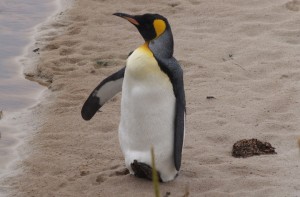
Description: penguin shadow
xmin=285 ymin=0 xmax=300 ymax=11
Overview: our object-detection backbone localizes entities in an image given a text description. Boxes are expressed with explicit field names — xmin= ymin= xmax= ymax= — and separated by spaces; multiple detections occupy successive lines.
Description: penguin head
xmin=113 ymin=13 xmax=169 ymax=42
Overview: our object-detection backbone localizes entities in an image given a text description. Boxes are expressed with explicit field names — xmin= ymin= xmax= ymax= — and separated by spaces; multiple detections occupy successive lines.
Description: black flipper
xmin=81 ymin=67 xmax=125 ymax=120
xmin=154 ymin=56 xmax=186 ymax=171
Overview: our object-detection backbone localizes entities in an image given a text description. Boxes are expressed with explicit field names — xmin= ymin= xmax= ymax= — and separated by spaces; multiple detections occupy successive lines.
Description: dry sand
xmin=3 ymin=0 xmax=300 ymax=196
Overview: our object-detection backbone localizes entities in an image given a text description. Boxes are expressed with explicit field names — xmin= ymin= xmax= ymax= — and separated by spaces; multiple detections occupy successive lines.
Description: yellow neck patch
xmin=138 ymin=42 xmax=153 ymax=56
xmin=153 ymin=19 xmax=166 ymax=38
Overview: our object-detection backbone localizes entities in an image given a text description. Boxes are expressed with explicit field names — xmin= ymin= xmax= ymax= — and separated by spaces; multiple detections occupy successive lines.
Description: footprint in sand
xmin=51 ymin=22 xmax=69 ymax=28
xmin=59 ymin=57 xmax=81 ymax=64
xmin=43 ymin=43 xmax=60 ymax=51
xmin=59 ymin=48 xmax=75 ymax=56
xmin=188 ymin=0 xmax=202 ymax=5
xmin=67 ymin=26 xmax=82 ymax=35
xmin=71 ymin=15 xmax=88 ymax=22
xmin=107 ymin=164 xmax=130 ymax=177
xmin=109 ymin=168 xmax=130 ymax=177
xmin=60 ymin=40 xmax=80 ymax=47
xmin=96 ymin=175 xmax=106 ymax=184
xmin=80 ymin=170 xmax=90 ymax=176
xmin=286 ymin=0 xmax=300 ymax=11
xmin=93 ymin=168 xmax=129 ymax=185
xmin=43 ymin=40 xmax=80 ymax=52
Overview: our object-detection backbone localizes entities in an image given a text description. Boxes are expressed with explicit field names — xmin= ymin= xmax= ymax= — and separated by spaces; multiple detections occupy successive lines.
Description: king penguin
xmin=81 ymin=13 xmax=186 ymax=182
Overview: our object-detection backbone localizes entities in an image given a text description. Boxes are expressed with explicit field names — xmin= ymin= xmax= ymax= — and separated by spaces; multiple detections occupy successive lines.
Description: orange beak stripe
xmin=124 ymin=17 xmax=139 ymax=26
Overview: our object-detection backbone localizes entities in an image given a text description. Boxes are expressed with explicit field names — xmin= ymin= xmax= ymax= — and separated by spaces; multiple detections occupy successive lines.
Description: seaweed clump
xmin=232 ymin=138 xmax=277 ymax=158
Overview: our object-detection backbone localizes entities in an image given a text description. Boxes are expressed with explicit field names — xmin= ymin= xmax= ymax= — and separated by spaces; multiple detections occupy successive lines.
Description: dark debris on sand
xmin=232 ymin=138 xmax=277 ymax=158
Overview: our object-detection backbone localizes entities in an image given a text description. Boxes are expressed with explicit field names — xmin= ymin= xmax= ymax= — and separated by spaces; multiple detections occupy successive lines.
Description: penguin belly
xmin=119 ymin=45 xmax=177 ymax=182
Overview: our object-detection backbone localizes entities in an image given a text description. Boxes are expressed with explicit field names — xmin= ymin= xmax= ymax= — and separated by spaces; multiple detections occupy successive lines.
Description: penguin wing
xmin=154 ymin=56 xmax=186 ymax=171
xmin=81 ymin=67 xmax=125 ymax=121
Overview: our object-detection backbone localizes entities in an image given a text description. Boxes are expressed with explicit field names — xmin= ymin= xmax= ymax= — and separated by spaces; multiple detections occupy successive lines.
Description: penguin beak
xmin=113 ymin=13 xmax=140 ymax=26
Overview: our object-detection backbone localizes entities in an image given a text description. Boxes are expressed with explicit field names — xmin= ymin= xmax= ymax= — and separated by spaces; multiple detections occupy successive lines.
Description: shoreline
xmin=0 ymin=0 xmax=73 ymax=196
xmin=23 ymin=0 xmax=74 ymax=85
xmin=3 ymin=0 xmax=300 ymax=196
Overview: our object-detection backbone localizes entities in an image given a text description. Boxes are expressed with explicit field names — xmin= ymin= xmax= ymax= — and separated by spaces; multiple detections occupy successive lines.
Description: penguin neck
xmin=148 ymin=27 xmax=174 ymax=59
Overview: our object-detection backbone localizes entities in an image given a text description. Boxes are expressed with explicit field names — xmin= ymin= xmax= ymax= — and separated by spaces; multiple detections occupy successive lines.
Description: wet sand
xmin=3 ymin=0 xmax=300 ymax=196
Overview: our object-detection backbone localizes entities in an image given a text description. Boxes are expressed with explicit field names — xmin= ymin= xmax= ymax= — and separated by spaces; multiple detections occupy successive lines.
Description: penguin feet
xmin=130 ymin=160 xmax=162 ymax=182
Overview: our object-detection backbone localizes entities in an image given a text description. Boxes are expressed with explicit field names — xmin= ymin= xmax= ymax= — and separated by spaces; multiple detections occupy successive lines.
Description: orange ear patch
xmin=124 ymin=17 xmax=139 ymax=25
xmin=153 ymin=19 xmax=166 ymax=38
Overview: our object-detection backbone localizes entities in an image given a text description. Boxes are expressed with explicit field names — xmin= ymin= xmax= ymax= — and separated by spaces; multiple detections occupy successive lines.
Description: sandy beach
xmin=3 ymin=0 xmax=300 ymax=196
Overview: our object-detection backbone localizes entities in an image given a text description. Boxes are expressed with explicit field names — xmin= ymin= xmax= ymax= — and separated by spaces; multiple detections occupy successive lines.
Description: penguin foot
xmin=130 ymin=160 xmax=162 ymax=182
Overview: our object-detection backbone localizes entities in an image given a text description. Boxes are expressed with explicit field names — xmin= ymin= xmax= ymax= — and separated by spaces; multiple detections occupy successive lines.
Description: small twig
xmin=232 ymin=61 xmax=247 ymax=71
xmin=225 ymin=54 xmax=247 ymax=71
xmin=298 ymin=138 xmax=300 ymax=154
xmin=151 ymin=147 xmax=160 ymax=197
xmin=206 ymin=96 xmax=216 ymax=100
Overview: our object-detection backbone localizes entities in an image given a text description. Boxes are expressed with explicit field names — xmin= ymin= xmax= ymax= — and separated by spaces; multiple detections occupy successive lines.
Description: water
xmin=0 ymin=0 xmax=57 ymax=111
xmin=0 ymin=0 xmax=57 ymax=189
